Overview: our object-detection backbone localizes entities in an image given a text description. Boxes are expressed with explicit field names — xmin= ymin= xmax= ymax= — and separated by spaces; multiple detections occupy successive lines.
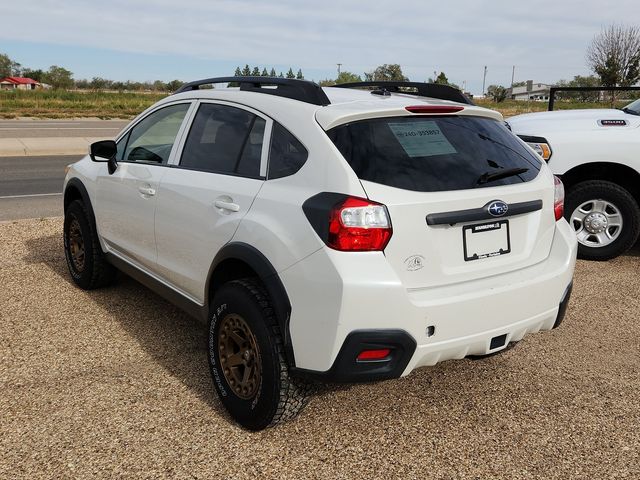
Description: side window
xmin=180 ymin=103 xmax=265 ymax=178
xmin=122 ymin=103 xmax=190 ymax=164
xmin=268 ymin=123 xmax=308 ymax=180
xmin=115 ymin=132 xmax=129 ymax=161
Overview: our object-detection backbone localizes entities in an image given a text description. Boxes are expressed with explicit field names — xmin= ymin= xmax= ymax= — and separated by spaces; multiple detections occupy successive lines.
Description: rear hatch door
xmin=326 ymin=113 xmax=556 ymax=289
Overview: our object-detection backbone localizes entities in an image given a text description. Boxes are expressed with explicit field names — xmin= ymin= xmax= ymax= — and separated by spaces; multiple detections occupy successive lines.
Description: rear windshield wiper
xmin=476 ymin=167 xmax=529 ymax=185
xmin=622 ymin=107 xmax=640 ymax=116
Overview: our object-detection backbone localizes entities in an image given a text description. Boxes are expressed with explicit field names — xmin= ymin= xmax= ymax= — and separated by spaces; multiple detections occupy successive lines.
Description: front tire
xmin=208 ymin=279 xmax=310 ymax=430
xmin=63 ymin=200 xmax=117 ymax=289
xmin=564 ymin=180 xmax=640 ymax=260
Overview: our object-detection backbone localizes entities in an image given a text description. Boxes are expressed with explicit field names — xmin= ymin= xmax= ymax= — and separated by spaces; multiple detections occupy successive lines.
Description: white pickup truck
xmin=509 ymin=99 xmax=640 ymax=260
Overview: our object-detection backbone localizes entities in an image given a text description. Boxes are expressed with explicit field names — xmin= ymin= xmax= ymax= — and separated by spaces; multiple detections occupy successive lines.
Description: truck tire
xmin=208 ymin=278 xmax=310 ymax=430
xmin=63 ymin=199 xmax=117 ymax=289
xmin=564 ymin=180 xmax=640 ymax=260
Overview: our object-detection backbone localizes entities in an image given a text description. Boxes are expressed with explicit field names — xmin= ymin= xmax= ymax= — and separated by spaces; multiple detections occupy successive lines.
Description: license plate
xmin=463 ymin=220 xmax=511 ymax=261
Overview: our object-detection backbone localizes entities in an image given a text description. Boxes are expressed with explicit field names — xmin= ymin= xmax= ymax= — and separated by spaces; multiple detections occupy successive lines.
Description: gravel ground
xmin=1 ymin=218 xmax=639 ymax=479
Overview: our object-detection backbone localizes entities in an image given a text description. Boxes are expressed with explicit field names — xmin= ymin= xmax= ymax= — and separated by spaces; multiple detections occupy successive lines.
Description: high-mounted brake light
xmin=554 ymin=176 xmax=564 ymax=221
xmin=405 ymin=105 xmax=464 ymax=114
xmin=328 ymin=197 xmax=392 ymax=251
xmin=357 ymin=349 xmax=391 ymax=361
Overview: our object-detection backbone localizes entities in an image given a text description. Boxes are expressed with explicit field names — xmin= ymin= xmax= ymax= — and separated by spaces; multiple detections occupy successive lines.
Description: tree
xmin=166 ymin=79 xmax=184 ymax=91
xmin=364 ymin=64 xmax=408 ymax=82
xmin=286 ymin=68 xmax=295 ymax=79
xmin=556 ymin=75 xmax=601 ymax=101
xmin=433 ymin=72 xmax=449 ymax=85
xmin=261 ymin=67 xmax=269 ymax=76
xmin=241 ymin=64 xmax=251 ymax=76
xmin=270 ymin=68 xmax=276 ymax=77
xmin=90 ymin=77 xmax=111 ymax=90
xmin=234 ymin=67 xmax=242 ymax=77
xmin=487 ymin=85 xmax=508 ymax=103
xmin=251 ymin=66 xmax=261 ymax=76
xmin=320 ymin=71 xmax=363 ymax=86
xmin=21 ymin=68 xmax=45 ymax=82
xmin=42 ymin=65 xmax=74 ymax=89
xmin=0 ymin=53 xmax=21 ymax=77
xmin=587 ymin=24 xmax=640 ymax=91
xmin=296 ymin=69 xmax=304 ymax=80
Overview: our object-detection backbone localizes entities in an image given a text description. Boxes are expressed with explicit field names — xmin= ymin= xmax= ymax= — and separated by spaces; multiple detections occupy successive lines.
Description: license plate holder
xmin=463 ymin=220 xmax=511 ymax=261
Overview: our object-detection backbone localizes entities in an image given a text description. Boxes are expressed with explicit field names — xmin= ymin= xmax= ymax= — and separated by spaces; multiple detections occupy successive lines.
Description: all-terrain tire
xmin=564 ymin=180 xmax=640 ymax=261
xmin=63 ymin=199 xmax=117 ymax=289
xmin=208 ymin=278 xmax=311 ymax=430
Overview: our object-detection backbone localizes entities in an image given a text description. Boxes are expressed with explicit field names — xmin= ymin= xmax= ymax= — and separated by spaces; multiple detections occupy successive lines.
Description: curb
xmin=0 ymin=137 xmax=101 ymax=157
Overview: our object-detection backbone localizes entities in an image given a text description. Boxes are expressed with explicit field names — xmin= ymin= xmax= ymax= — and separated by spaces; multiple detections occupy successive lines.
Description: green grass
xmin=0 ymin=89 xmax=168 ymax=119
xmin=475 ymin=98 xmax=630 ymax=118
xmin=0 ymin=89 xmax=633 ymax=119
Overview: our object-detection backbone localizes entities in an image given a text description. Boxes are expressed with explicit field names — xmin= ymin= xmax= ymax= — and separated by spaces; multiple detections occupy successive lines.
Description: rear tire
xmin=63 ymin=199 xmax=117 ymax=289
xmin=208 ymin=278 xmax=310 ymax=430
xmin=564 ymin=180 xmax=640 ymax=260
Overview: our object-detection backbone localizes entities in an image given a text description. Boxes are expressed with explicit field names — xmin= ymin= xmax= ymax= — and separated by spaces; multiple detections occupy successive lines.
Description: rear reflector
xmin=357 ymin=349 xmax=391 ymax=361
xmin=554 ymin=176 xmax=564 ymax=221
xmin=405 ymin=105 xmax=464 ymax=114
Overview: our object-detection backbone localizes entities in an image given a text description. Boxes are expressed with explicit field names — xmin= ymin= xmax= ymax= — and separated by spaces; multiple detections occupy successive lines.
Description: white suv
xmin=63 ymin=78 xmax=577 ymax=430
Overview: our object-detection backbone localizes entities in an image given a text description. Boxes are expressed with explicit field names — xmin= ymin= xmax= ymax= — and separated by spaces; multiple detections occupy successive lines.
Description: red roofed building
xmin=0 ymin=77 xmax=42 ymax=90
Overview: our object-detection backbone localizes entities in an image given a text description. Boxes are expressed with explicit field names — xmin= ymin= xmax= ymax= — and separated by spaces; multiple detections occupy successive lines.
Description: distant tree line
xmin=0 ymin=52 xmax=184 ymax=92
xmin=232 ymin=65 xmax=304 ymax=79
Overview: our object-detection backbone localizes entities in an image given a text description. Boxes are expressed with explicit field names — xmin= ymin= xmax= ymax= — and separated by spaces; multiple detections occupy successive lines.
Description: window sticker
xmin=388 ymin=121 xmax=457 ymax=158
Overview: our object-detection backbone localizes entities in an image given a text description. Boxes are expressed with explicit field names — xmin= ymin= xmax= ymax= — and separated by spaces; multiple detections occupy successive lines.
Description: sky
xmin=1 ymin=0 xmax=639 ymax=95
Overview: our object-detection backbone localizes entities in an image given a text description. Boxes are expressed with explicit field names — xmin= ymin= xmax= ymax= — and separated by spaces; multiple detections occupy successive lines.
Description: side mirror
xmin=90 ymin=140 xmax=118 ymax=174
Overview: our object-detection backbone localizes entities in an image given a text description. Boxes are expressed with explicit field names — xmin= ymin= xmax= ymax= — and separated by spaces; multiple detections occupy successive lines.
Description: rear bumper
xmin=283 ymin=219 xmax=578 ymax=379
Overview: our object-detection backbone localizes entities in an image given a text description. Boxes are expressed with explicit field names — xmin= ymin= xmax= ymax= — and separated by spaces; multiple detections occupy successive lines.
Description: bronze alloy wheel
xmin=218 ymin=313 xmax=262 ymax=400
xmin=68 ymin=218 xmax=86 ymax=272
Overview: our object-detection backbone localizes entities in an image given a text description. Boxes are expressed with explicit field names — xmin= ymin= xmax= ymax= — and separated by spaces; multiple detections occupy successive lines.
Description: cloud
xmin=2 ymin=0 xmax=639 ymax=92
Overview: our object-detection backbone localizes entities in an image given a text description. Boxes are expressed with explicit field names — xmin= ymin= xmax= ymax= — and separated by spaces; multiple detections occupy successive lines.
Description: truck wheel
xmin=63 ymin=199 xmax=117 ymax=289
xmin=564 ymin=180 xmax=640 ymax=260
xmin=208 ymin=278 xmax=310 ymax=430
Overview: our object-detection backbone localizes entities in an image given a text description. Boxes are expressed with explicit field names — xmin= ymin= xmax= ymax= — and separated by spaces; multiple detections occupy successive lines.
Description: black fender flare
xmin=64 ymin=178 xmax=97 ymax=225
xmin=206 ymin=242 xmax=296 ymax=367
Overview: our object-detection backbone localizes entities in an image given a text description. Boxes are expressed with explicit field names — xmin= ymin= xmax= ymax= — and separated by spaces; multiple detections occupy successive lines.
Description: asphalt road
xmin=0 ymin=155 xmax=80 ymax=221
xmin=0 ymin=119 xmax=127 ymax=139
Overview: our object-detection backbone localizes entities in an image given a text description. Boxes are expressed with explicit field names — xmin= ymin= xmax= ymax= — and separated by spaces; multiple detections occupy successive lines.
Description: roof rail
xmin=333 ymin=81 xmax=475 ymax=105
xmin=174 ymin=76 xmax=330 ymax=106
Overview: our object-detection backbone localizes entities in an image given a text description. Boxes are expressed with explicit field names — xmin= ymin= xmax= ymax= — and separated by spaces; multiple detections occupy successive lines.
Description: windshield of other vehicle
xmin=622 ymin=99 xmax=640 ymax=115
xmin=326 ymin=115 xmax=542 ymax=192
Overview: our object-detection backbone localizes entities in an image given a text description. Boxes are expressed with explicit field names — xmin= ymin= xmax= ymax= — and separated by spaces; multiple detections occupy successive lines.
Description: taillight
xmin=327 ymin=197 xmax=392 ymax=251
xmin=554 ymin=176 xmax=564 ymax=221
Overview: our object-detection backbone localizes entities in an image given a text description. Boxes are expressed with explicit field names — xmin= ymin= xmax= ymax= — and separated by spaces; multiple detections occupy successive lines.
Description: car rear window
xmin=326 ymin=115 xmax=542 ymax=192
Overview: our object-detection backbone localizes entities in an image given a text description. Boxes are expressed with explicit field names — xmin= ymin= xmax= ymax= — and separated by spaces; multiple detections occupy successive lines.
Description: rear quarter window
xmin=326 ymin=116 xmax=542 ymax=192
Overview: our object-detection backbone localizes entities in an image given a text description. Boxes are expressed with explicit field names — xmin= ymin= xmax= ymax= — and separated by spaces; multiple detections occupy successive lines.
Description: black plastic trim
xmin=334 ymin=81 xmax=475 ymax=105
xmin=553 ymin=281 xmax=573 ymax=328
xmin=207 ymin=242 xmax=295 ymax=366
xmin=64 ymin=178 xmax=97 ymax=227
xmin=291 ymin=330 xmax=417 ymax=383
xmin=105 ymin=253 xmax=207 ymax=321
xmin=426 ymin=199 xmax=543 ymax=226
xmin=302 ymin=192 xmax=350 ymax=243
xmin=174 ymin=76 xmax=331 ymax=106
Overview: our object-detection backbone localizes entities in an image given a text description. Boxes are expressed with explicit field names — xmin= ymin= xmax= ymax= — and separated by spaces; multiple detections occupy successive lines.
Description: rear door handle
xmin=214 ymin=200 xmax=240 ymax=212
xmin=138 ymin=185 xmax=156 ymax=196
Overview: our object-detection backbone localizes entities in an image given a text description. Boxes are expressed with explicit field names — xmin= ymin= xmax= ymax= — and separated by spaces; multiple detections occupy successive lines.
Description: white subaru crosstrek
xmin=63 ymin=78 xmax=577 ymax=430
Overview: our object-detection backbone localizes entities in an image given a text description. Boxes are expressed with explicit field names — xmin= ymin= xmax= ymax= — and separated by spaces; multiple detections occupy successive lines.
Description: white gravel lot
xmin=1 ymin=218 xmax=638 ymax=479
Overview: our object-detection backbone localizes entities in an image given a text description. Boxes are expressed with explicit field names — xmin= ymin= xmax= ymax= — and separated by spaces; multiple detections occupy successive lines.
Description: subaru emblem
xmin=488 ymin=200 xmax=508 ymax=217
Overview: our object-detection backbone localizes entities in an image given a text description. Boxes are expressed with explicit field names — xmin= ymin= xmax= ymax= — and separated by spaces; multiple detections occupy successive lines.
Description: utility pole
xmin=337 ymin=63 xmax=342 ymax=76
xmin=511 ymin=65 xmax=515 ymax=88
xmin=482 ymin=66 xmax=488 ymax=96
